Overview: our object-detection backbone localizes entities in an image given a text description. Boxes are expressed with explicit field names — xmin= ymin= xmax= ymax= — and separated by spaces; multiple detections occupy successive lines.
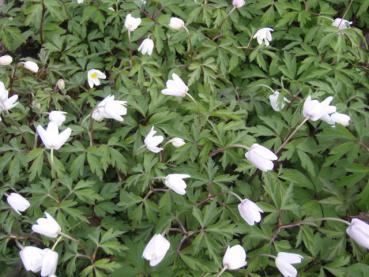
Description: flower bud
xmin=232 ymin=0 xmax=246 ymax=8
xmin=23 ymin=61 xmax=39 ymax=73
xmin=32 ymin=212 xmax=61 ymax=238
xmin=143 ymin=234 xmax=170 ymax=266
xmin=168 ymin=137 xmax=185 ymax=148
xmin=6 ymin=193 xmax=30 ymax=214
xmin=245 ymin=144 xmax=278 ymax=172
xmin=138 ymin=38 xmax=154 ymax=56
xmin=164 ymin=174 xmax=190 ymax=195
xmin=56 ymin=79 xmax=65 ymax=90
xmin=0 ymin=55 xmax=13 ymax=65
xmin=238 ymin=199 xmax=263 ymax=225
xmin=346 ymin=218 xmax=369 ymax=250
xmin=169 ymin=17 xmax=185 ymax=30
xmin=19 ymin=246 xmax=44 ymax=273
xmin=275 ymin=252 xmax=303 ymax=277
xmin=222 ymin=245 xmax=247 ymax=270
xmin=41 ymin=249 xmax=58 ymax=277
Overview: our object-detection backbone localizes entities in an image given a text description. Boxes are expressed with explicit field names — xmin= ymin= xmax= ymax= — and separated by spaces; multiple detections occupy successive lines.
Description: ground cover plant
xmin=0 ymin=0 xmax=369 ymax=276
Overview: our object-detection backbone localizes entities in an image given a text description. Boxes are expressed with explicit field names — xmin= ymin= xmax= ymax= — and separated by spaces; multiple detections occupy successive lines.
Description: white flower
xmin=332 ymin=18 xmax=352 ymax=30
xmin=168 ymin=137 xmax=185 ymax=148
xmin=169 ymin=17 xmax=185 ymax=30
xmin=32 ymin=212 xmax=61 ymax=238
xmin=143 ymin=234 xmax=170 ymax=266
xmin=77 ymin=0 xmax=84 ymax=3
xmin=161 ymin=73 xmax=188 ymax=97
xmin=37 ymin=121 xmax=71 ymax=150
xmin=303 ymin=96 xmax=336 ymax=121
xmin=222 ymin=245 xmax=247 ymax=270
xmin=164 ymin=174 xmax=191 ymax=195
xmin=23 ymin=61 xmax=39 ymax=73
xmin=245 ymin=143 xmax=278 ymax=172
xmin=238 ymin=199 xmax=263 ymax=225
xmin=19 ymin=246 xmax=44 ymax=273
xmin=138 ymin=38 xmax=154 ymax=56
xmin=41 ymin=249 xmax=58 ymax=277
xmin=232 ymin=0 xmax=246 ymax=8
xmin=269 ymin=90 xmax=289 ymax=111
xmin=0 ymin=81 xmax=18 ymax=112
xmin=6 ymin=193 xmax=30 ymax=214
xmin=56 ymin=79 xmax=65 ymax=90
xmin=87 ymin=69 xmax=106 ymax=88
xmin=322 ymin=112 xmax=350 ymax=127
xmin=125 ymin=14 xmax=141 ymax=32
xmin=0 ymin=55 xmax=13 ymax=65
xmin=49 ymin=111 xmax=66 ymax=127
xmin=275 ymin=252 xmax=303 ymax=277
xmin=92 ymin=95 xmax=127 ymax=122
xmin=346 ymin=218 xmax=369 ymax=250
xmin=144 ymin=126 xmax=164 ymax=153
xmin=253 ymin=28 xmax=274 ymax=46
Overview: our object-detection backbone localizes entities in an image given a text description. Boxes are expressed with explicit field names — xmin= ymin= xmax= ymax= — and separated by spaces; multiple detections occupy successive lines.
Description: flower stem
xmin=216 ymin=266 xmax=227 ymax=277
xmin=259 ymin=253 xmax=276 ymax=259
xmin=51 ymin=236 xmax=63 ymax=251
xmin=88 ymin=115 xmax=94 ymax=147
xmin=315 ymin=217 xmax=350 ymax=225
xmin=276 ymin=117 xmax=309 ymax=154
xmin=60 ymin=232 xmax=78 ymax=242
xmin=227 ymin=190 xmax=243 ymax=202
xmin=128 ymin=31 xmax=133 ymax=68
xmin=185 ymin=92 xmax=197 ymax=104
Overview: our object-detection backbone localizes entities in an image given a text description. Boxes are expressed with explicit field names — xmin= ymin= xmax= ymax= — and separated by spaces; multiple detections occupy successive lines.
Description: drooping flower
xmin=41 ymin=249 xmax=58 ymax=277
xmin=168 ymin=137 xmax=185 ymax=148
xmin=245 ymin=144 xmax=278 ymax=172
xmin=36 ymin=122 xmax=71 ymax=150
xmin=6 ymin=193 xmax=30 ymax=214
xmin=161 ymin=73 xmax=188 ymax=97
xmin=49 ymin=111 xmax=66 ymax=127
xmin=321 ymin=112 xmax=350 ymax=127
xmin=92 ymin=95 xmax=127 ymax=122
xmin=144 ymin=126 xmax=164 ymax=153
xmin=124 ymin=14 xmax=141 ymax=32
xmin=56 ymin=79 xmax=65 ymax=90
xmin=332 ymin=18 xmax=352 ymax=30
xmin=0 ymin=81 xmax=18 ymax=112
xmin=232 ymin=0 xmax=246 ymax=8
xmin=346 ymin=218 xmax=369 ymax=250
xmin=164 ymin=174 xmax=191 ymax=195
xmin=222 ymin=245 xmax=247 ymax=270
xmin=87 ymin=69 xmax=106 ymax=88
xmin=169 ymin=17 xmax=185 ymax=30
xmin=32 ymin=212 xmax=61 ymax=238
xmin=275 ymin=252 xmax=303 ymax=277
xmin=269 ymin=90 xmax=289 ymax=111
xmin=143 ymin=234 xmax=170 ymax=266
xmin=303 ymin=96 xmax=336 ymax=121
xmin=23 ymin=61 xmax=39 ymax=73
xmin=19 ymin=246 xmax=44 ymax=273
xmin=253 ymin=28 xmax=274 ymax=46
xmin=0 ymin=55 xmax=13 ymax=65
xmin=138 ymin=38 xmax=154 ymax=56
xmin=238 ymin=199 xmax=263 ymax=225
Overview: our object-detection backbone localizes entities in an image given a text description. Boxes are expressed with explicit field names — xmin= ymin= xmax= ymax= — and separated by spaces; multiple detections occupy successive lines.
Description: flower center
xmin=91 ymin=72 xmax=98 ymax=79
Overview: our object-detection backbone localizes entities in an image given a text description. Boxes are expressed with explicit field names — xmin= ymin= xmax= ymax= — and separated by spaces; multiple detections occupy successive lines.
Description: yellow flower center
xmin=90 ymin=72 xmax=98 ymax=79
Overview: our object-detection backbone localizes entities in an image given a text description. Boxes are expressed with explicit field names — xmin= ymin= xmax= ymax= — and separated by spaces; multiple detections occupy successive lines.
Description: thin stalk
xmin=276 ymin=117 xmax=309 ymax=154
xmin=88 ymin=114 xmax=94 ymax=147
xmin=216 ymin=266 xmax=227 ymax=277
xmin=60 ymin=232 xmax=78 ymax=242
xmin=316 ymin=217 xmax=350 ymax=225
xmin=340 ymin=0 xmax=354 ymax=26
xmin=252 ymin=84 xmax=275 ymax=93
xmin=259 ymin=253 xmax=276 ymax=259
xmin=227 ymin=190 xmax=243 ymax=202
xmin=128 ymin=31 xmax=133 ymax=68
xmin=40 ymin=0 xmax=45 ymax=44
xmin=51 ymin=236 xmax=63 ymax=251
xmin=186 ymin=92 xmax=197 ymax=104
